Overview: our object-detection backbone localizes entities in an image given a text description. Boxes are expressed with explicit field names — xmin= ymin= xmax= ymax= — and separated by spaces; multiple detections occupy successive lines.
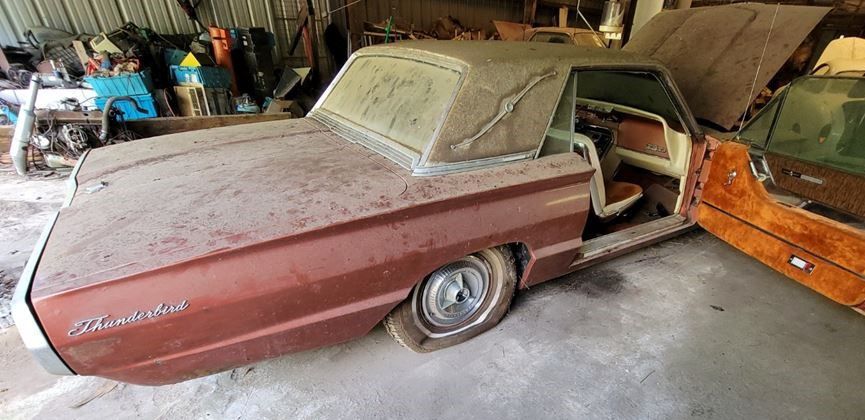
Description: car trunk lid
xmin=31 ymin=118 xmax=408 ymax=298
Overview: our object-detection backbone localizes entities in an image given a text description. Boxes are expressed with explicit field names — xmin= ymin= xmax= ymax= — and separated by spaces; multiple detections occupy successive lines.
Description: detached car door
xmin=696 ymin=76 xmax=865 ymax=309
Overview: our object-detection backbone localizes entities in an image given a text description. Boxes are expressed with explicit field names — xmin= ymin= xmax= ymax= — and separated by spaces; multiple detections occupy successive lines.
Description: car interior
xmin=540 ymin=70 xmax=693 ymax=248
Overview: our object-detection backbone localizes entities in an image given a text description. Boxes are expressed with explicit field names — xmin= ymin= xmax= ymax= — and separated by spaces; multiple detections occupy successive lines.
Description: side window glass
xmin=737 ymin=92 xmax=783 ymax=150
xmin=539 ymin=72 xmax=576 ymax=156
xmin=766 ymin=77 xmax=865 ymax=176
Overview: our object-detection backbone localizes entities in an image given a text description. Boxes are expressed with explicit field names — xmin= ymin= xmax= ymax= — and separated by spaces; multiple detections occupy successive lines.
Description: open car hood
xmin=624 ymin=4 xmax=830 ymax=130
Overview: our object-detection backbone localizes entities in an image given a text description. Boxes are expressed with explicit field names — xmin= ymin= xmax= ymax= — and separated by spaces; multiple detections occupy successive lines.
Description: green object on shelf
xmin=384 ymin=16 xmax=393 ymax=43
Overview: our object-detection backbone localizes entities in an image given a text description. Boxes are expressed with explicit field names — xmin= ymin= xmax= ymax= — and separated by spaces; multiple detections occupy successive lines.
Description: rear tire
xmin=383 ymin=246 xmax=517 ymax=352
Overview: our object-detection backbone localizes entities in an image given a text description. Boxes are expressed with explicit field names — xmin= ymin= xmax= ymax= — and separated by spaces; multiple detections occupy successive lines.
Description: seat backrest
xmin=573 ymin=133 xmax=606 ymax=216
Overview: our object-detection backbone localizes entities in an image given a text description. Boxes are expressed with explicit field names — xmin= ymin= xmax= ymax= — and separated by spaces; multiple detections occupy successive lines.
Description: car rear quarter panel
xmin=34 ymin=154 xmax=593 ymax=385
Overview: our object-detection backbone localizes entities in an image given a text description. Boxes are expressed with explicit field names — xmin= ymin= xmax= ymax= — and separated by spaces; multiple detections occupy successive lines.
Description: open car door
xmin=697 ymin=76 xmax=865 ymax=311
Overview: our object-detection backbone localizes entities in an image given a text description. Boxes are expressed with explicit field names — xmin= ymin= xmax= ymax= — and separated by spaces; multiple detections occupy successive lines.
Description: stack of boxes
xmin=170 ymin=53 xmax=232 ymax=117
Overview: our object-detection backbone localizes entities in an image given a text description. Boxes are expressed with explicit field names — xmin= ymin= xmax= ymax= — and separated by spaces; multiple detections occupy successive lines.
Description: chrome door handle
xmin=748 ymin=155 xmax=774 ymax=183
xmin=724 ymin=169 xmax=737 ymax=186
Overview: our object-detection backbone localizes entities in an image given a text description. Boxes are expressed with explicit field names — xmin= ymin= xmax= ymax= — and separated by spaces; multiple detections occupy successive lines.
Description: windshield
xmin=319 ymin=55 xmax=461 ymax=154
xmin=744 ymin=77 xmax=865 ymax=176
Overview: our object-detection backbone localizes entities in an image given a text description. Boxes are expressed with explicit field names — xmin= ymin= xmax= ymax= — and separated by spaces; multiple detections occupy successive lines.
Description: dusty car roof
xmin=325 ymin=41 xmax=663 ymax=171
xmin=359 ymin=40 xmax=655 ymax=69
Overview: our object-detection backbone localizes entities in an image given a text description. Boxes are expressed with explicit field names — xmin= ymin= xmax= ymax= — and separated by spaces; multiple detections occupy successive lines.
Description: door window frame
xmin=534 ymin=65 xmax=702 ymax=159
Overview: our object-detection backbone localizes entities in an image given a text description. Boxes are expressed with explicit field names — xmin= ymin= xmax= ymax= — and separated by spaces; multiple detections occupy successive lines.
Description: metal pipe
xmin=99 ymin=96 xmax=147 ymax=143
xmin=10 ymin=75 xmax=41 ymax=175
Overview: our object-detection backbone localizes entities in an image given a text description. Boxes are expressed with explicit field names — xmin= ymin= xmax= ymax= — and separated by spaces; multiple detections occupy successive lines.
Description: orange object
xmin=208 ymin=26 xmax=239 ymax=95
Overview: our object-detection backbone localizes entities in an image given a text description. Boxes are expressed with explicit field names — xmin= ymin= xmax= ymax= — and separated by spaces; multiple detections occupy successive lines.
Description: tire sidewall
xmin=393 ymin=246 xmax=517 ymax=352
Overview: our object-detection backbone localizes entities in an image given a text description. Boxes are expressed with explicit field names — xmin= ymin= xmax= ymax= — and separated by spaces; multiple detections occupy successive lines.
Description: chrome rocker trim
xmin=10 ymin=151 xmax=89 ymax=376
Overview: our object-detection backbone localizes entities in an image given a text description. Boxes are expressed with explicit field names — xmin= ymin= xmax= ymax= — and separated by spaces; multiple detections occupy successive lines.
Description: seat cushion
xmin=604 ymin=181 xmax=643 ymax=206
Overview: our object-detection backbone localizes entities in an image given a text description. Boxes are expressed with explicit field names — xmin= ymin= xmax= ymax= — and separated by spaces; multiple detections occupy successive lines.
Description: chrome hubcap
xmin=421 ymin=257 xmax=490 ymax=327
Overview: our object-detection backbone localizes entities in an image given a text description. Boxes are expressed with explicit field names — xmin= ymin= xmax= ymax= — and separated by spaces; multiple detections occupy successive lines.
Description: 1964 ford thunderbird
xmin=15 ymin=5 xmax=858 ymax=386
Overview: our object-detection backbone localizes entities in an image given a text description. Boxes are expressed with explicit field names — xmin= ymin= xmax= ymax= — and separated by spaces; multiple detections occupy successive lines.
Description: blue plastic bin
xmin=95 ymin=94 xmax=158 ymax=120
xmin=85 ymin=69 xmax=154 ymax=97
xmin=170 ymin=65 xmax=231 ymax=88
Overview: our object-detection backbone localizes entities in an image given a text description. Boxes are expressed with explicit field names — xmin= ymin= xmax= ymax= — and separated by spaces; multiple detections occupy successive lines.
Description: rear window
xmin=529 ymin=32 xmax=573 ymax=44
xmin=572 ymin=33 xmax=606 ymax=48
xmin=320 ymin=56 xmax=461 ymax=153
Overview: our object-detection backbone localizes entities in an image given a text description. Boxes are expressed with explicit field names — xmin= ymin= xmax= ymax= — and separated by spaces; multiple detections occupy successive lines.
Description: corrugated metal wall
xmin=360 ymin=0 xmax=523 ymax=32
xmin=0 ymin=0 xmax=334 ymax=72
xmin=0 ymin=0 xmax=527 ymax=76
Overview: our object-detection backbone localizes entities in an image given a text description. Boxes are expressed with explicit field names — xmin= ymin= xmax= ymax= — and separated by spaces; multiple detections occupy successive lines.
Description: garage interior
xmin=1 ymin=0 xmax=864 ymax=418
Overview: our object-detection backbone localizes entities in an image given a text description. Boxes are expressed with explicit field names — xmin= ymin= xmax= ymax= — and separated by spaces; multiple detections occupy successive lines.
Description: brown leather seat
xmin=573 ymin=133 xmax=644 ymax=218
xmin=604 ymin=180 xmax=643 ymax=206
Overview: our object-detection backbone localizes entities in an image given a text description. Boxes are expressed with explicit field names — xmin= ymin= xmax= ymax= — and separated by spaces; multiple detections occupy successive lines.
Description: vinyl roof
xmin=345 ymin=41 xmax=669 ymax=168
xmin=358 ymin=40 xmax=659 ymax=69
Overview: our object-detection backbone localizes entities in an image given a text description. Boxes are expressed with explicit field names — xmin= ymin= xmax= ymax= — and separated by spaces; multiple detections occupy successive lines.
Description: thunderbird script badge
xmin=68 ymin=300 xmax=189 ymax=336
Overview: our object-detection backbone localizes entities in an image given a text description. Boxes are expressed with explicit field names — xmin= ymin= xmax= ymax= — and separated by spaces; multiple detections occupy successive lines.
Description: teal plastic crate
xmin=95 ymin=94 xmax=158 ymax=120
xmin=84 ymin=69 xmax=154 ymax=96
xmin=170 ymin=65 xmax=231 ymax=88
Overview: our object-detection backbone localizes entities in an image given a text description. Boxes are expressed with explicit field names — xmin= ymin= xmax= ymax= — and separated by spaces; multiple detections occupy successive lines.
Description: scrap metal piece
xmin=10 ymin=75 xmax=41 ymax=175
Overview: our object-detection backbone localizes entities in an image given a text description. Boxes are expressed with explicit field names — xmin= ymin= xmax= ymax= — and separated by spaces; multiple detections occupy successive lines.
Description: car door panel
xmin=764 ymin=152 xmax=865 ymax=218
xmin=698 ymin=142 xmax=865 ymax=306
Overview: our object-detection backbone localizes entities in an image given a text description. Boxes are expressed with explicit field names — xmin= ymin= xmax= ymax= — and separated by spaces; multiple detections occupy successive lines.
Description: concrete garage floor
xmin=1 ymin=173 xmax=864 ymax=419
xmin=0 ymin=171 xmax=66 ymax=328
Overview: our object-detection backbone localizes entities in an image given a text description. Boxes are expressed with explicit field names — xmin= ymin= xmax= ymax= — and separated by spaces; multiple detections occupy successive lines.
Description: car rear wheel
xmin=383 ymin=246 xmax=517 ymax=352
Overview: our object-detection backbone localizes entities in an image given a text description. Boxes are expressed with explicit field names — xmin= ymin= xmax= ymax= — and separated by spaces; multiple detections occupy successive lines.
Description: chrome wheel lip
xmin=420 ymin=256 xmax=491 ymax=328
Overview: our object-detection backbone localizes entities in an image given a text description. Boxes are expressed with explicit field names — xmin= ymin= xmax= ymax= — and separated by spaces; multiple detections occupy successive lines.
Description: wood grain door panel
xmin=765 ymin=153 xmax=865 ymax=218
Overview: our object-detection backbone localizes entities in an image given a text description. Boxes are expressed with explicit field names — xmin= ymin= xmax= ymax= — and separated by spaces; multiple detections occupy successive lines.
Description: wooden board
xmin=124 ymin=113 xmax=296 ymax=138
xmin=0 ymin=114 xmax=297 ymax=169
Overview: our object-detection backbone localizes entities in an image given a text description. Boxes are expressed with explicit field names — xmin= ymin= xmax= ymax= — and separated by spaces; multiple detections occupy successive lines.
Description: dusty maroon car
xmin=12 ymin=7 xmax=827 ymax=385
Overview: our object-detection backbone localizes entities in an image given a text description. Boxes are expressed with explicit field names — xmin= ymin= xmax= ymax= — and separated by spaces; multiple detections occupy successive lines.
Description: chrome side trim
xmin=11 ymin=212 xmax=73 ymax=375
xmin=63 ymin=149 xmax=87 ymax=207
xmin=410 ymin=151 xmax=536 ymax=177
xmin=10 ymin=152 xmax=87 ymax=376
